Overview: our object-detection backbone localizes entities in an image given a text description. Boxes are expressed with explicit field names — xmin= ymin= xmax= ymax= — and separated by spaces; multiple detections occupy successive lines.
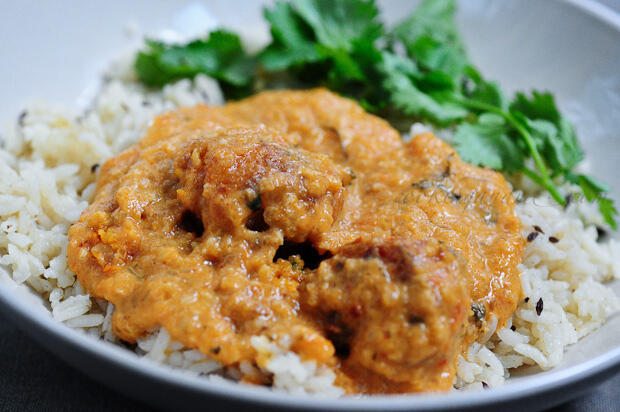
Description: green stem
xmin=521 ymin=168 xmax=559 ymax=197
xmin=521 ymin=168 xmax=545 ymax=187
xmin=451 ymin=96 xmax=565 ymax=205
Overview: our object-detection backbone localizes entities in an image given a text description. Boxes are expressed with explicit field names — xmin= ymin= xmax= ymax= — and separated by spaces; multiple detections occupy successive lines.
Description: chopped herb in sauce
xmin=412 ymin=180 xmax=431 ymax=190
xmin=247 ymin=194 xmax=262 ymax=211
xmin=471 ymin=302 xmax=486 ymax=323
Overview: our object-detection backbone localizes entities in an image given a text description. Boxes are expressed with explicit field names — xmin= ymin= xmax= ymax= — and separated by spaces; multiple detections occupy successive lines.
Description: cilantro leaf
xmin=260 ymin=1 xmax=321 ymax=71
xmin=389 ymin=86 xmax=467 ymax=125
xmin=598 ymin=197 xmax=618 ymax=230
xmin=392 ymin=0 xmax=466 ymax=77
xmin=568 ymin=173 xmax=617 ymax=229
xmin=575 ymin=173 xmax=611 ymax=196
xmin=453 ymin=113 xmax=524 ymax=172
xmin=403 ymin=35 xmax=468 ymax=79
xmin=509 ymin=91 xmax=583 ymax=172
xmin=260 ymin=0 xmax=382 ymax=79
xmin=463 ymin=67 xmax=507 ymax=110
xmin=260 ymin=0 xmax=386 ymax=103
xmin=510 ymin=91 xmax=560 ymax=123
xmin=380 ymin=52 xmax=467 ymax=124
xmin=387 ymin=0 xmax=473 ymax=124
xmin=135 ymin=30 xmax=255 ymax=96
xmin=469 ymin=81 xmax=505 ymax=109
xmin=265 ymin=2 xmax=315 ymax=48
xmin=134 ymin=41 xmax=170 ymax=87
xmin=392 ymin=0 xmax=462 ymax=51
xmin=292 ymin=0 xmax=382 ymax=50
xmin=523 ymin=118 xmax=581 ymax=174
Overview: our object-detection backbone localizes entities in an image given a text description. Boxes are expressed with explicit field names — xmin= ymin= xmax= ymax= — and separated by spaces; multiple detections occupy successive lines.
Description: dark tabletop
xmin=0 ymin=312 xmax=618 ymax=412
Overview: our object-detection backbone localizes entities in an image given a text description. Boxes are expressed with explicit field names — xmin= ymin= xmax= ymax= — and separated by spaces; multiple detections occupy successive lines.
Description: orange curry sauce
xmin=67 ymin=89 xmax=524 ymax=393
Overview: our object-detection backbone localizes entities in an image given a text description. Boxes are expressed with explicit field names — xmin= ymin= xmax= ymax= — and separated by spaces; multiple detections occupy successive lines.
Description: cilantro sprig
xmin=133 ymin=0 xmax=617 ymax=229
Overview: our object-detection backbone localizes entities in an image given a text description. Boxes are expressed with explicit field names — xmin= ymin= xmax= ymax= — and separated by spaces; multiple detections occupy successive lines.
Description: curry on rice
xmin=67 ymin=89 xmax=524 ymax=394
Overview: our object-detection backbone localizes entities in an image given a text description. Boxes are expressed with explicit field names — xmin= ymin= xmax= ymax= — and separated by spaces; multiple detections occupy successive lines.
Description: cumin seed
xmin=527 ymin=232 xmax=539 ymax=242
xmin=18 ymin=110 xmax=27 ymax=127
xmin=536 ymin=298 xmax=544 ymax=316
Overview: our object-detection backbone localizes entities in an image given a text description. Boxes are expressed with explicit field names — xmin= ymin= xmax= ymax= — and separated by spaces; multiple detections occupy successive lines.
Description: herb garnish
xmin=135 ymin=30 xmax=256 ymax=98
xmin=247 ymin=194 xmax=262 ymax=211
xmin=471 ymin=301 xmax=485 ymax=323
xmin=134 ymin=0 xmax=617 ymax=229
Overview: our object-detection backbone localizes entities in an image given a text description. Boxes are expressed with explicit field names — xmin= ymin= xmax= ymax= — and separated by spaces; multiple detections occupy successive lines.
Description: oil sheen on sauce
xmin=67 ymin=89 xmax=524 ymax=394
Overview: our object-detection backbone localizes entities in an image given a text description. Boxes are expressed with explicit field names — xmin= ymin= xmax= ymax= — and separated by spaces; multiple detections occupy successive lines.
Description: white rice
xmin=455 ymin=192 xmax=620 ymax=390
xmin=0 ymin=53 xmax=618 ymax=395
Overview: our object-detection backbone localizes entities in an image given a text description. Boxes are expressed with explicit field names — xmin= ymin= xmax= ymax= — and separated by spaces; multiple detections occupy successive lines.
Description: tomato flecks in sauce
xmin=67 ymin=89 xmax=524 ymax=394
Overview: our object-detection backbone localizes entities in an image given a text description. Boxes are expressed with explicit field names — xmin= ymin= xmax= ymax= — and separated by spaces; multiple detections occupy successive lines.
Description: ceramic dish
xmin=1 ymin=1 xmax=619 ymax=410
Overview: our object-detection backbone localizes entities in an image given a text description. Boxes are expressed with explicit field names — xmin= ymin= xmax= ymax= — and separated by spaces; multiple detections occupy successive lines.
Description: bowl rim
xmin=566 ymin=0 xmax=620 ymax=30
xmin=2 ymin=263 xmax=619 ymax=411
xmin=1 ymin=0 xmax=619 ymax=410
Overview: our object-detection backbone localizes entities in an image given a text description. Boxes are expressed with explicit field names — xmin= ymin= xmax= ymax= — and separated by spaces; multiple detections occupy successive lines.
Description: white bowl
xmin=1 ymin=1 xmax=619 ymax=410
